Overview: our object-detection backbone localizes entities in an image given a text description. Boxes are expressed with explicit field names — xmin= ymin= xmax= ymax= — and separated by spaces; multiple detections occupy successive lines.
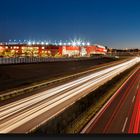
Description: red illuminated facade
xmin=0 ymin=44 xmax=107 ymax=58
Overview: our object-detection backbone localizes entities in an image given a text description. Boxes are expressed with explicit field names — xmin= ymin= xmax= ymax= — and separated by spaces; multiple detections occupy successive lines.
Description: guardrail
xmin=0 ymin=56 xmax=105 ymax=65
xmin=0 ymin=56 xmax=121 ymax=101
xmin=0 ymin=57 xmax=117 ymax=101
xmin=0 ymin=66 xmax=96 ymax=101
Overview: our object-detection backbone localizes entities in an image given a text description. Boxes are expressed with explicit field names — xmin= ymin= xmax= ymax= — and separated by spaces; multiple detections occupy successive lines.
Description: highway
xmin=0 ymin=57 xmax=140 ymax=133
xmin=81 ymin=65 xmax=140 ymax=134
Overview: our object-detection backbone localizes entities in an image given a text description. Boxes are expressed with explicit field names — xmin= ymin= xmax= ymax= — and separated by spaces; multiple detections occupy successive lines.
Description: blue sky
xmin=0 ymin=0 xmax=140 ymax=48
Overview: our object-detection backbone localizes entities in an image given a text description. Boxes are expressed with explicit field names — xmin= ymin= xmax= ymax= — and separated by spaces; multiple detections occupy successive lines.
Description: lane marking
xmin=122 ymin=117 xmax=128 ymax=132
xmin=103 ymin=70 xmax=139 ymax=133
xmin=0 ymin=72 xmax=119 ymax=133
xmin=0 ymin=58 xmax=139 ymax=133
xmin=132 ymin=96 xmax=135 ymax=103
xmin=128 ymin=72 xmax=140 ymax=133
xmin=0 ymin=59 xmax=128 ymax=98
xmin=81 ymin=66 xmax=139 ymax=133
xmin=133 ymin=90 xmax=140 ymax=134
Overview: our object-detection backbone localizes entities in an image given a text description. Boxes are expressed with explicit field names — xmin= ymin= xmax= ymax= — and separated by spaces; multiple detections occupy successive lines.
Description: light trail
xmin=81 ymin=66 xmax=140 ymax=134
xmin=0 ymin=58 xmax=137 ymax=113
xmin=0 ymin=58 xmax=137 ymax=119
xmin=0 ymin=57 xmax=139 ymax=133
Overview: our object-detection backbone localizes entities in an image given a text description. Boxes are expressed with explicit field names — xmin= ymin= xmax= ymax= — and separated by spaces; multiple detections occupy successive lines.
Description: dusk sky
xmin=0 ymin=0 xmax=140 ymax=49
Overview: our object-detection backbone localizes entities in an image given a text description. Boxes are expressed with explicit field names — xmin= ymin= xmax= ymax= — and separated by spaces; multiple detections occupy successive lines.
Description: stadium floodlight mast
xmin=72 ymin=41 xmax=76 ymax=46
xmin=58 ymin=40 xmax=63 ymax=46
xmin=71 ymin=39 xmax=79 ymax=46
xmin=54 ymin=42 xmax=57 ymax=45
xmin=70 ymin=38 xmax=86 ymax=46
xmin=27 ymin=41 xmax=32 ymax=46
xmin=32 ymin=41 xmax=35 ymax=45
xmin=77 ymin=41 xmax=81 ymax=46
xmin=87 ymin=42 xmax=90 ymax=46
xmin=41 ymin=42 xmax=44 ymax=45
xmin=45 ymin=42 xmax=49 ymax=45
xmin=37 ymin=42 xmax=39 ymax=45
xmin=82 ymin=42 xmax=85 ymax=46
xmin=68 ymin=42 xmax=71 ymax=45
xmin=59 ymin=42 xmax=62 ymax=46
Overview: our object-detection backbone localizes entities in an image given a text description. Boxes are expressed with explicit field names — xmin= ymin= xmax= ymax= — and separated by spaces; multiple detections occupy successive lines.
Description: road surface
xmin=81 ymin=65 xmax=140 ymax=134
xmin=0 ymin=57 xmax=139 ymax=133
xmin=0 ymin=57 xmax=118 ymax=92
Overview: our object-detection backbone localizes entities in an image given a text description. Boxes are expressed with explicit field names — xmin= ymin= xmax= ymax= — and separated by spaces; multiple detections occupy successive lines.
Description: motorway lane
xmin=0 ymin=68 xmax=120 ymax=121
xmin=81 ymin=66 xmax=140 ymax=134
xmin=9 ymin=68 xmax=132 ymax=133
xmin=128 ymin=77 xmax=140 ymax=134
xmin=0 ymin=59 xmax=135 ymax=120
xmin=0 ymin=57 xmax=133 ymax=108
xmin=0 ymin=67 xmax=128 ymax=133
xmin=0 ymin=57 xmax=134 ymax=106
xmin=0 ymin=58 xmax=139 ymax=133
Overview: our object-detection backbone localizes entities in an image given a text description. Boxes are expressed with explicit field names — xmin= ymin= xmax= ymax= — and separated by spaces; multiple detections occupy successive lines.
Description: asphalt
xmin=0 ymin=57 xmax=131 ymax=107
xmin=82 ymin=66 xmax=140 ymax=134
xmin=0 ymin=58 xmax=139 ymax=133
xmin=0 ymin=58 xmax=118 ymax=93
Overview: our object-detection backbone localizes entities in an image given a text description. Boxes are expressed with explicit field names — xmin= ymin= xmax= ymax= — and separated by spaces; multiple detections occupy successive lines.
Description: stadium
xmin=0 ymin=43 xmax=107 ymax=58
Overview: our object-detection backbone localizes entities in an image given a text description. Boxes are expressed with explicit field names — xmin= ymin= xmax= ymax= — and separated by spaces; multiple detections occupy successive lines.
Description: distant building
xmin=107 ymin=48 xmax=140 ymax=56
xmin=0 ymin=43 xmax=107 ymax=58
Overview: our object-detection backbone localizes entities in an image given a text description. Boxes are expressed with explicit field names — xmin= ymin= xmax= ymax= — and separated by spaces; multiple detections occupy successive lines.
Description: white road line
xmin=81 ymin=64 xmax=139 ymax=133
xmin=122 ymin=117 xmax=128 ymax=132
xmin=0 ymin=68 xmax=131 ymax=133
xmin=132 ymin=96 xmax=135 ymax=103
xmin=0 ymin=57 xmax=139 ymax=133
xmin=0 ymin=60 xmax=133 ymax=117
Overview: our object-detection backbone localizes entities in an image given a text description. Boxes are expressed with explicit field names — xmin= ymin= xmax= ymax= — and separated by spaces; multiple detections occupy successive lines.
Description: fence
xmin=0 ymin=57 xmax=103 ymax=65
